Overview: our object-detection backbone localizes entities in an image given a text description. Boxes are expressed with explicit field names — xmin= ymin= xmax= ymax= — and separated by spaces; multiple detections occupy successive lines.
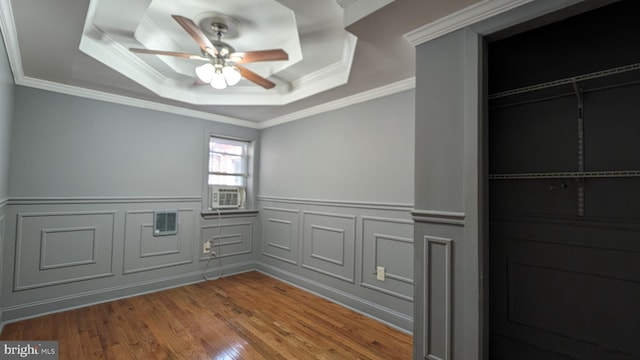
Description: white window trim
xmin=204 ymin=134 xmax=253 ymax=212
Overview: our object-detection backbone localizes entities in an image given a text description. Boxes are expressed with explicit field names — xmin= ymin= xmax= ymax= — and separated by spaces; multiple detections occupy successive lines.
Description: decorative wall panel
xmin=302 ymin=211 xmax=356 ymax=283
xmin=40 ymin=226 xmax=98 ymax=269
xmin=424 ymin=235 xmax=452 ymax=360
xmin=200 ymin=221 xmax=253 ymax=259
xmin=361 ymin=216 xmax=413 ymax=300
xmin=123 ymin=209 xmax=194 ymax=274
xmin=261 ymin=207 xmax=300 ymax=264
xmin=15 ymin=211 xmax=116 ymax=290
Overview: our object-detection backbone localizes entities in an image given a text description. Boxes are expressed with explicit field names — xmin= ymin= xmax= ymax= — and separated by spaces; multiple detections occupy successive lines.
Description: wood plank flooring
xmin=0 ymin=271 xmax=412 ymax=359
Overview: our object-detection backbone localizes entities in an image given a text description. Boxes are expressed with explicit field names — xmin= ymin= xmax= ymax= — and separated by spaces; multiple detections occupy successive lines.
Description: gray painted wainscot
xmin=0 ymin=83 xmax=416 ymax=335
xmin=0 ymin=27 xmax=17 ymax=332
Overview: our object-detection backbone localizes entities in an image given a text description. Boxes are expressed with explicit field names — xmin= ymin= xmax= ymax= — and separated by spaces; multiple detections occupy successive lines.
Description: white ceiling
xmin=81 ymin=0 xmax=353 ymax=106
xmin=0 ymin=0 xmax=538 ymax=127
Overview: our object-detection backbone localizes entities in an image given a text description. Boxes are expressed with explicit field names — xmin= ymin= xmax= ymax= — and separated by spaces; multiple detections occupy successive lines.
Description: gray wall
xmin=10 ymin=88 xmax=223 ymax=197
xmin=413 ymin=29 xmax=483 ymax=360
xmin=260 ymin=91 xmax=414 ymax=204
xmin=257 ymin=90 xmax=415 ymax=331
xmin=0 ymin=30 xmax=15 ymax=330
xmin=2 ymin=87 xmax=259 ymax=323
xmin=410 ymin=1 xmax=592 ymax=358
xmin=1 ymin=44 xmax=416 ymax=334
xmin=0 ymin=80 xmax=416 ymax=333
xmin=0 ymin=33 xmax=12 ymax=200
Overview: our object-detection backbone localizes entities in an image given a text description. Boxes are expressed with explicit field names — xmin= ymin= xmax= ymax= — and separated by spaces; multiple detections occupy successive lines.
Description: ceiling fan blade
xmin=171 ymin=15 xmax=217 ymax=57
xmin=129 ymin=48 xmax=208 ymax=61
xmin=237 ymin=65 xmax=276 ymax=89
xmin=229 ymin=49 xmax=289 ymax=64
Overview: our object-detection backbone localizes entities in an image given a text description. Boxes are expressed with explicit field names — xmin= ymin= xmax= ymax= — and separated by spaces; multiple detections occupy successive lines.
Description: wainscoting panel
xmin=14 ymin=211 xmax=116 ymax=290
xmin=424 ymin=234 xmax=453 ymax=360
xmin=258 ymin=196 xmax=415 ymax=332
xmin=302 ymin=211 xmax=356 ymax=284
xmin=0 ymin=213 xmax=5 ymax=256
xmin=123 ymin=209 xmax=195 ymax=274
xmin=361 ymin=216 xmax=414 ymax=300
xmin=261 ymin=207 xmax=300 ymax=265
xmin=200 ymin=221 xmax=253 ymax=260
xmin=2 ymin=197 xmax=262 ymax=324
xmin=0 ymin=213 xmax=5 ymax=299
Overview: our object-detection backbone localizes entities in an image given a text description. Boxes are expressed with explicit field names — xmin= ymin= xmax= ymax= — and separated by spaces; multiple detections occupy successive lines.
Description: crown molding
xmin=18 ymin=76 xmax=260 ymax=128
xmin=1 ymin=0 xmax=409 ymax=129
xmin=80 ymin=0 xmax=355 ymax=107
xmin=0 ymin=0 xmax=255 ymax=128
xmin=259 ymin=77 xmax=415 ymax=129
xmin=284 ymin=32 xmax=357 ymax=103
xmin=0 ymin=0 xmax=22 ymax=80
xmin=404 ymin=0 xmax=533 ymax=46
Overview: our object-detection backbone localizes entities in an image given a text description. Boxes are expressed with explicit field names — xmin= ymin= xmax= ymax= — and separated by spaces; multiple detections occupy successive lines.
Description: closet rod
xmin=489 ymin=63 xmax=640 ymax=100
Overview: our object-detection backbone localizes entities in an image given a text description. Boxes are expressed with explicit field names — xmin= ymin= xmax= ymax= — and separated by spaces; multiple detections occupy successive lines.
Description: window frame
xmin=207 ymin=136 xmax=249 ymax=188
xmin=204 ymin=134 xmax=253 ymax=212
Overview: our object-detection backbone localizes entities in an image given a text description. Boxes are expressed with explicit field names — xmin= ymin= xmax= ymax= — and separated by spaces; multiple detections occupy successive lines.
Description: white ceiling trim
xmin=404 ymin=0 xmax=533 ymax=46
xmin=0 ymin=0 xmax=23 ymax=81
xmin=79 ymin=26 xmax=286 ymax=106
xmin=341 ymin=0 xmax=395 ymax=26
xmin=17 ymin=76 xmax=260 ymax=128
xmin=79 ymin=0 xmax=357 ymax=106
xmin=1 ymin=0 xmax=409 ymax=130
xmin=79 ymin=22 xmax=357 ymax=106
xmin=282 ymin=32 xmax=357 ymax=103
xmin=258 ymin=76 xmax=415 ymax=129
xmin=1 ymin=0 xmax=409 ymax=129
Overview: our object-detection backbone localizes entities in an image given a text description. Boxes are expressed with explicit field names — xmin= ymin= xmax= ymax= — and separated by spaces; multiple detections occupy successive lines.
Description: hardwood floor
xmin=0 ymin=271 xmax=412 ymax=359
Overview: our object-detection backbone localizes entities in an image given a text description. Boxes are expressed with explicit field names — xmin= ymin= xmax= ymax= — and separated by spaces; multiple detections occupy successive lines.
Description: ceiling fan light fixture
xmin=210 ymin=70 xmax=227 ymax=89
xmin=195 ymin=63 xmax=215 ymax=83
xmin=131 ymin=15 xmax=286 ymax=90
xmin=222 ymin=66 xmax=241 ymax=86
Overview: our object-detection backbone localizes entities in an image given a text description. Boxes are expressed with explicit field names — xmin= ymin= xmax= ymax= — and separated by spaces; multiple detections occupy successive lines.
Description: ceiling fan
xmin=130 ymin=15 xmax=289 ymax=89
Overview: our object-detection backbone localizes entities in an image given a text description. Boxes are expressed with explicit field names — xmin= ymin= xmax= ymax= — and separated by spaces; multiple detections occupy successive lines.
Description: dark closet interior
xmin=488 ymin=1 xmax=640 ymax=359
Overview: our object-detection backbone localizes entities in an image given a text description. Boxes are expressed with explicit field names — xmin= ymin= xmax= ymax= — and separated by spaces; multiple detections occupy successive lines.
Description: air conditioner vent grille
xmin=209 ymin=186 xmax=244 ymax=209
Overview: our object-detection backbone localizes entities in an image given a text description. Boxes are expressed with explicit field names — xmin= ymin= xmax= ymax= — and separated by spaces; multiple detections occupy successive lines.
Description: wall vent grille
xmin=153 ymin=210 xmax=178 ymax=236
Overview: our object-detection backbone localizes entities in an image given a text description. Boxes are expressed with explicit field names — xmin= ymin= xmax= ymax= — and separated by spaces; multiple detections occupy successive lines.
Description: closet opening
xmin=487 ymin=1 xmax=640 ymax=359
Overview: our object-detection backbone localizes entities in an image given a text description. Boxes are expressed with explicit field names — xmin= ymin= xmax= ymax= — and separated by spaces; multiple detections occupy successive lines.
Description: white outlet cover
xmin=376 ymin=266 xmax=385 ymax=281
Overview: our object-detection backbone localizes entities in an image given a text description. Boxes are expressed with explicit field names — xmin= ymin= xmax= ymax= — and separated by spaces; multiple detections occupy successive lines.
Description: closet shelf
xmin=488 ymin=62 xmax=640 ymax=107
xmin=489 ymin=170 xmax=640 ymax=180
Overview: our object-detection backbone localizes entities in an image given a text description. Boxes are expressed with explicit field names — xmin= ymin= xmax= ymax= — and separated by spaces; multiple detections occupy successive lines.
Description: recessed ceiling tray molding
xmin=79 ymin=0 xmax=357 ymax=106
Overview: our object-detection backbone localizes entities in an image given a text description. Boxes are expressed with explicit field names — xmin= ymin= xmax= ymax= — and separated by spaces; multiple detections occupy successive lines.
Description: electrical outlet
xmin=376 ymin=266 xmax=385 ymax=281
xmin=203 ymin=240 xmax=211 ymax=253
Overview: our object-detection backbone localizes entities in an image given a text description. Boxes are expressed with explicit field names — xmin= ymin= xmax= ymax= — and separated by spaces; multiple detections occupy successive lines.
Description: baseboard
xmin=0 ymin=261 xmax=255 ymax=328
xmin=255 ymin=261 xmax=413 ymax=334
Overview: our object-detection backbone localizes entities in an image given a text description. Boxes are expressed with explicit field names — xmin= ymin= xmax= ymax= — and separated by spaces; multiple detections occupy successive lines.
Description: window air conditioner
xmin=209 ymin=185 xmax=244 ymax=209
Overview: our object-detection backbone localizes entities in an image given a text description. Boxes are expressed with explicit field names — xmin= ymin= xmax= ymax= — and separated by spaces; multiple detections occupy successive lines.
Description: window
xmin=208 ymin=137 xmax=248 ymax=186
xmin=207 ymin=136 xmax=249 ymax=209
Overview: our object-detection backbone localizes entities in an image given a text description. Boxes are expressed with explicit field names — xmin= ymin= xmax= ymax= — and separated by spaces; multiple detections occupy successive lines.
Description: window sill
xmin=200 ymin=209 xmax=259 ymax=219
